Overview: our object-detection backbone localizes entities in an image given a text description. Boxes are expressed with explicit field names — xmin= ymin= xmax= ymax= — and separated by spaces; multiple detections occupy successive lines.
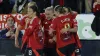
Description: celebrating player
xmin=40 ymin=6 xmax=56 ymax=56
xmin=49 ymin=5 xmax=78 ymax=56
xmin=15 ymin=1 xmax=44 ymax=56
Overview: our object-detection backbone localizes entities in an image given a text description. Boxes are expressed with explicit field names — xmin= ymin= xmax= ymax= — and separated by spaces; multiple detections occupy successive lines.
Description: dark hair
xmin=30 ymin=5 xmax=40 ymax=18
xmin=54 ymin=5 xmax=66 ymax=14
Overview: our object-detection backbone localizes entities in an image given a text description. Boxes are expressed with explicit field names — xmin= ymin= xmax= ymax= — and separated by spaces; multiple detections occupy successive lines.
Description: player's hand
xmin=60 ymin=28 xmax=69 ymax=33
xmin=6 ymin=31 xmax=11 ymax=37
xmin=49 ymin=28 xmax=54 ymax=36
xmin=49 ymin=30 xmax=52 ymax=35
xmin=25 ymin=18 xmax=31 ymax=24
xmin=10 ymin=34 xmax=15 ymax=39
xmin=15 ymin=39 xmax=20 ymax=48
xmin=53 ymin=36 xmax=56 ymax=42
xmin=25 ymin=18 xmax=31 ymax=29
xmin=49 ymin=39 xmax=54 ymax=43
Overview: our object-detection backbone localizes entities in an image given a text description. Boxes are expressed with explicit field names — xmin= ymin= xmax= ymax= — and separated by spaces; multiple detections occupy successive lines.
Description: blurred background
xmin=0 ymin=0 xmax=97 ymax=14
xmin=0 ymin=0 xmax=100 ymax=56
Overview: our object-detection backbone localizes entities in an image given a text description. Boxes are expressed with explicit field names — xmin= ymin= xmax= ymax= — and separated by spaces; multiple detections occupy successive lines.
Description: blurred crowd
xmin=0 ymin=0 xmax=97 ymax=14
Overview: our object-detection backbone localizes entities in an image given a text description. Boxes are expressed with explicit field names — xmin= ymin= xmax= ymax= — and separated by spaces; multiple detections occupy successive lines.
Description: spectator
xmin=0 ymin=15 xmax=23 ymax=39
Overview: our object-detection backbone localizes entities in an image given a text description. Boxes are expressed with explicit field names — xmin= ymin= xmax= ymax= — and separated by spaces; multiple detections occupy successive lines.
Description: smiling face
xmin=27 ymin=7 xmax=33 ymax=17
xmin=27 ymin=2 xmax=37 ymax=18
xmin=45 ymin=9 xmax=54 ymax=20
xmin=27 ymin=6 xmax=36 ymax=18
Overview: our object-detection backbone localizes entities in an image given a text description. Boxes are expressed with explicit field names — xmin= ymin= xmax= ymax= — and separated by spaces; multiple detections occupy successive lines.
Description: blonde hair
xmin=45 ymin=6 xmax=54 ymax=12
xmin=28 ymin=1 xmax=37 ymax=7
xmin=63 ymin=7 xmax=68 ymax=13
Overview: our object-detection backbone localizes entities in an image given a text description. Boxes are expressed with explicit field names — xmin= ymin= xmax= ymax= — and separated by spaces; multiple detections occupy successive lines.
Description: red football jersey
xmin=21 ymin=16 xmax=43 ymax=50
xmin=40 ymin=13 xmax=56 ymax=48
xmin=93 ymin=3 xmax=100 ymax=12
xmin=68 ymin=12 xmax=78 ymax=27
xmin=20 ymin=16 xmax=28 ymax=29
xmin=68 ymin=13 xmax=82 ymax=48
xmin=50 ymin=15 xmax=76 ymax=48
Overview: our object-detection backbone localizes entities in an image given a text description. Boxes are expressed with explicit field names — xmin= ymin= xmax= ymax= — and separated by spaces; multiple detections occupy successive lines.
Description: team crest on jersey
xmin=61 ymin=18 xmax=70 ymax=23
xmin=64 ymin=23 xmax=70 ymax=29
